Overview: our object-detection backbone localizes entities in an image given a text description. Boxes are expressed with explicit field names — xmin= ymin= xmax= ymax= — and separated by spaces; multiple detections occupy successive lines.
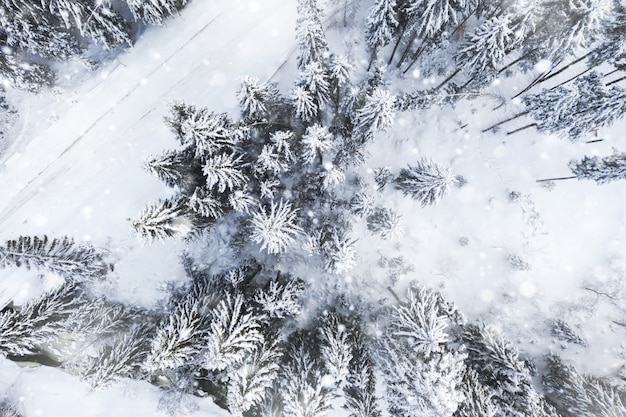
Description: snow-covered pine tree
xmin=300 ymin=124 xmax=333 ymax=164
xmin=295 ymin=0 xmax=329 ymax=70
xmin=0 ymin=283 xmax=84 ymax=359
xmin=366 ymin=207 xmax=404 ymax=240
xmin=380 ymin=285 xmax=466 ymax=417
xmin=79 ymin=2 xmax=132 ymax=50
xmin=296 ymin=61 xmax=332 ymax=111
xmin=462 ymin=324 xmax=546 ymax=417
xmin=227 ymin=341 xmax=282 ymax=417
xmin=81 ymin=324 xmax=153 ymax=389
xmin=204 ymin=293 xmax=264 ymax=372
xmin=394 ymin=158 xmax=454 ymax=207
xmin=203 ymin=153 xmax=248 ymax=193
xmin=144 ymin=148 xmax=200 ymax=191
xmin=124 ymin=0 xmax=185 ymax=26
xmin=319 ymin=313 xmax=352 ymax=388
xmin=543 ymin=352 xmax=626 ymax=416
xmin=365 ymin=0 xmax=398 ymax=65
xmin=131 ymin=196 xmax=191 ymax=242
xmin=254 ymin=276 xmax=304 ymax=319
xmin=455 ymin=16 xmax=520 ymax=84
xmin=0 ymin=399 xmax=22 ymax=417
xmin=281 ymin=339 xmax=333 ymax=417
xmin=0 ymin=52 xmax=55 ymax=92
xmin=454 ymin=369 xmax=498 ymax=417
xmin=292 ymin=85 xmax=319 ymax=122
xmin=355 ymin=88 xmax=396 ymax=141
xmin=321 ymin=228 xmax=357 ymax=274
xmin=0 ymin=235 xmax=110 ymax=281
xmin=249 ymin=200 xmax=304 ymax=255
xmin=187 ymin=187 xmax=223 ymax=219
xmin=237 ymin=76 xmax=281 ymax=120
xmin=0 ymin=1 xmax=82 ymax=59
xmin=343 ymin=327 xmax=381 ymax=417
xmin=524 ymin=72 xmax=626 ymax=140
xmin=568 ymin=149 xmax=626 ymax=184
xmin=256 ymin=144 xmax=289 ymax=175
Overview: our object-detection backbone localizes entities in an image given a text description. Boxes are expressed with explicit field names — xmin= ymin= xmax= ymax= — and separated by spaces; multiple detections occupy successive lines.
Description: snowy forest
xmin=1 ymin=0 xmax=626 ymax=416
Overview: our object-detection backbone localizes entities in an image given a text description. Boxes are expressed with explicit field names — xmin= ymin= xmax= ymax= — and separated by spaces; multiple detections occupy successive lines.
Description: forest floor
xmin=2 ymin=0 xmax=626 ymax=415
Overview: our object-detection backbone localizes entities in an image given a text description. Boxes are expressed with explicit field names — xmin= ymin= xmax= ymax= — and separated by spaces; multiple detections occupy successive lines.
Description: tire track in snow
xmin=0 ymin=11 xmax=227 ymax=229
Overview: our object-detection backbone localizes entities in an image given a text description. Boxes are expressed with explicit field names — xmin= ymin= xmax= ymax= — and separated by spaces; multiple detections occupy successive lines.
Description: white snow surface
xmin=2 ymin=0 xmax=626 ymax=414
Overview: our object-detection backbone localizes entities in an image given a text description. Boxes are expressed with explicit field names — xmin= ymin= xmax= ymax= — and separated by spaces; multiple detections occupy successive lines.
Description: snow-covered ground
xmin=2 ymin=0 xmax=626 ymax=414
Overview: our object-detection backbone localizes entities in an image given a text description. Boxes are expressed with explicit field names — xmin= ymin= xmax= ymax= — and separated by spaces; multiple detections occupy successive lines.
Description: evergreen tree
xmin=366 ymin=207 xmax=404 ymax=240
xmin=454 ymin=370 xmax=498 ymax=417
xmin=187 ymin=187 xmax=223 ymax=219
xmin=204 ymin=293 xmax=264 ymax=372
xmin=0 ymin=235 xmax=110 ymax=281
xmin=394 ymin=158 xmax=454 ymax=207
xmin=81 ymin=324 xmax=153 ymax=389
xmin=125 ymin=0 xmax=186 ymax=26
xmin=249 ymin=200 xmax=304 ymax=255
xmin=543 ymin=353 xmax=626 ymax=417
xmin=292 ymin=85 xmax=318 ymax=122
xmin=281 ymin=340 xmax=333 ymax=417
xmin=131 ymin=197 xmax=191 ymax=242
xmin=365 ymin=0 xmax=398 ymax=63
xmin=300 ymin=124 xmax=333 ymax=164
xmin=0 ymin=283 xmax=84 ymax=359
xmin=254 ymin=277 xmax=304 ymax=319
xmin=569 ymin=149 xmax=626 ymax=184
xmin=0 ymin=399 xmax=22 ymax=417
xmin=295 ymin=0 xmax=329 ymax=69
xmin=144 ymin=148 xmax=199 ymax=191
xmin=0 ymin=52 xmax=55 ymax=92
xmin=343 ymin=328 xmax=381 ymax=417
xmin=319 ymin=313 xmax=352 ymax=387
xmin=462 ymin=324 xmax=546 ymax=417
xmin=227 ymin=341 xmax=282 ymax=417
xmin=296 ymin=61 xmax=332 ymax=110
xmin=355 ymin=88 xmax=396 ymax=141
xmin=237 ymin=76 xmax=281 ymax=120
xmin=321 ymin=228 xmax=357 ymax=274
xmin=202 ymin=153 xmax=247 ymax=193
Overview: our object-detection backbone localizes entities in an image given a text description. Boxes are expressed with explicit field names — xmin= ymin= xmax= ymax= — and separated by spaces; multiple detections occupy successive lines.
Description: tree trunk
xmin=606 ymin=74 xmax=626 ymax=86
xmin=512 ymin=58 xmax=564 ymax=99
xmin=549 ymin=65 xmax=595 ymax=90
xmin=507 ymin=122 xmax=537 ymax=135
xmin=536 ymin=175 xmax=577 ymax=182
xmin=396 ymin=31 xmax=419 ymax=68
xmin=388 ymin=24 xmax=407 ymax=66
xmin=434 ymin=68 xmax=461 ymax=91
xmin=535 ymin=50 xmax=593 ymax=85
xmin=482 ymin=111 xmax=529 ymax=132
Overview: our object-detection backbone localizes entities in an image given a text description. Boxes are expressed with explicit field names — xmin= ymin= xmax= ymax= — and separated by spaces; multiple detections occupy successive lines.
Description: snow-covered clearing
xmin=1 ymin=0 xmax=626 ymax=414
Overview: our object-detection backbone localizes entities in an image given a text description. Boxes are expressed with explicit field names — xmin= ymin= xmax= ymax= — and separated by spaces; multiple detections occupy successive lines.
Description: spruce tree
xmin=131 ymin=197 xmax=191 ymax=242
xmin=365 ymin=0 xmax=398 ymax=64
xmin=0 ymin=235 xmax=110 ymax=281
xmin=569 ymin=150 xmax=626 ymax=184
xmin=237 ymin=76 xmax=281 ymax=120
xmin=394 ymin=158 xmax=454 ymax=207
xmin=249 ymin=200 xmax=304 ymax=255
xmin=295 ymin=0 xmax=329 ymax=70
xmin=0 ymin=53 xmax=55 ymax=92
xmin=124 ymin=0 xmax=186 ymax=26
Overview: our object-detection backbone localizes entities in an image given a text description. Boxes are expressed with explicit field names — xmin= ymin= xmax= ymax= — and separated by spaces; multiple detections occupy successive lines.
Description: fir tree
xmin=131 ymin=197 xmax=191 ymax=242
xmin=296 ymin=61 xmax=332 ymax=110
xmin=249 ymin=200 xmax=304 ymax=255
xmin=343 ymin=328 xmax=381 ymax=417
xmin=254 ymin=277 xmax=304 ymax=319
xmin=0 ymin=235 xmax=110 ymax=281
xmin=321 ymin=228 xmax=357 ymax=274
xmin=394 ymin=158 xmax=454 ymax=207
xmin=569 ymin=150 xmax=626 ymax=184
xmin=366 ymin=207 xmax=404 ymax=240
xmin=204 ymin=293 xmax=264 ymax=372
xmin=0 ymin=52 xmax=55 ymax=92
xmin=292 ymin=85 xmax=318 ymax=122
xmin=319 ymin=314 xmax=352 ymax=387
xmin=227 ymin=341 xmax=282 ymax=417
xmin=295 ymin=0 xmax=329 ymax=69
xmin=355 ymin=88 xmax=396 ymax=140
xmin=144 ymin=286 xmax=213 ymax=373
xmin=237 ymin=76 xmax=280 ymax=120
xmin=144 ymin=148 xmax=199 ymax=191
xmin=543 ymin=352 xmax=626 ymax=417
xmin=81 ymin=324 xmax=153 ymax=389
xmin=203 ymin=153 xmax=247 ymax=193
xmin=0 ymin=283 xmax=84 ymax=359
xmin=256 ymin=144 xmax=289 ymax=175
xmin=462 ymin=324 xmax=546 ymax=417
xmin=300 ymin=124 xmax=333 ymax=164
xmin=187 ymin=187 xmax=223 ymax=219
xmin=454 ymin=370 xmax=498 ymax=417
xmin=125 ymin=0 xmax=186 ymax=26
xmin=365 ymin=0 xmax=398 ymax=64
xmin=281 ymin=340 xmax=333 ymax=417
